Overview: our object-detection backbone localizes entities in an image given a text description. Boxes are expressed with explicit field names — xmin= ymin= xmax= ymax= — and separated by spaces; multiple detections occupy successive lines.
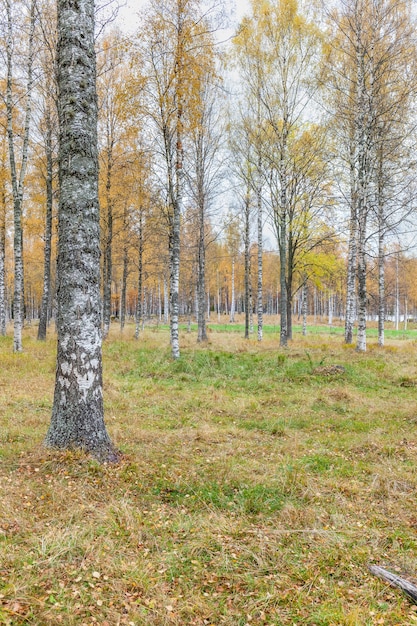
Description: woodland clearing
xmin=1 ymin=320 xmax=417 ymax=625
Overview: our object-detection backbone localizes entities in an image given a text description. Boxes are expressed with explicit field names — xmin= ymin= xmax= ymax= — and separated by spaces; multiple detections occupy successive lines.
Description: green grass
xmin=1 ymin=322 xmax=417 ymax=624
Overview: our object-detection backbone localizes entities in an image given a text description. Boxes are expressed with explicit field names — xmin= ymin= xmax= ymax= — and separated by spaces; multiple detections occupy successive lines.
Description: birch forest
xmin=1 ymin=0 xmax=417 ymax=355
xmin=4 ymin=1 xmax=417 ymax=623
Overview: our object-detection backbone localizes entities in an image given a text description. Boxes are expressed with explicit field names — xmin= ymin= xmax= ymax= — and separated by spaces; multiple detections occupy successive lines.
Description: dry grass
xmin=1 ymin=321 xmax=417 ymax=624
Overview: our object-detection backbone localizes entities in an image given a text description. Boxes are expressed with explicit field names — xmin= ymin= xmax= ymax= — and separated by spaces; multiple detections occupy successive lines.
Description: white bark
xmin=38 ymin=106 xmax=54 ymax=341
xmin=0 ymin=205 xmax=5 ymax=337
xmin=244 ymin=192 xmax=250 ymax=339
xmin=120 ymin=204 xmax=129 ymax=332
xmin=6 ymin=0 xmax=36 ymax=352
xmin=230 ymin=257 xmax=235 ymax=323
xmin=257 ymin=178 xmax=263 ymax=342
xmin=196 ymin=155 xmax=207 ymax=342
xmin=395 ymin=253 xmax=400 ymax=332
xmin=163 ymin=275 xmax=169 ymax=323
xmin=302 ymin=281 xmax=308 ymax=336
xmin=102 ymin=148 xmax=113 ymax=339
xmin=377 ymin=192 xmax=385 ymax=347
xmin=135 ymin=213 xmax=143 ymax=339
xmin=0 ymin=148 xmax=6 ymax=336
xmin=328 ymin=293 xmax=333 ymax=326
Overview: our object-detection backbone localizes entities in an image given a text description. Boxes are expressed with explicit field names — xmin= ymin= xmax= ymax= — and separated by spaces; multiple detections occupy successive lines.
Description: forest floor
xmin=1 ymin=319 xmax=417 ymax=625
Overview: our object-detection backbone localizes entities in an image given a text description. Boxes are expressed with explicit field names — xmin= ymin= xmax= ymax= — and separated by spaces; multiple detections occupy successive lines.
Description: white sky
xmin=115 ymin=0 xmax=251 ymax=36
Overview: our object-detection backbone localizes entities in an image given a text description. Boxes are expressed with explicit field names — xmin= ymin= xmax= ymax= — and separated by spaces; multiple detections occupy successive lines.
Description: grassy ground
xmin=1 ymin=320 xmax=417 ymax=625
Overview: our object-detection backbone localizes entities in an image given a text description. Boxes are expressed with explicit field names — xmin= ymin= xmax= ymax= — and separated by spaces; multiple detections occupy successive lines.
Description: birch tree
xmin=4 ymin=0 xmax=36 ymax=351
xmin=0 ymin=132 xmax=8 ymax=336
xmin=231 ymin=8 xmax=265 ymax=341
xmin=187 ymin=72 xmax=224 ymax=343
xmin=140 ymin=0 xmax=218 ymax=358
xmin=36 ymin=0 xmax=58 ymax=340
xmin=45 ymin=0 xmax=118 ymax=462
xmin=233 ymin=0 xmax=323 ymax=346
xmin=97 ymin=32 xmax=126 ymax=339
xmin=326 ymin=0 xmax=417 ymax=350
xmin=224 ymin=214 xmax=241 ymax=323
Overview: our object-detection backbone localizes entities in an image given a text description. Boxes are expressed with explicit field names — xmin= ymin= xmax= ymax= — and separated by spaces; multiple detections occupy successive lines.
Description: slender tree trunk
xmin=102 ymin=145 xmax=113 ymax=339
xmin=302 ymin=280 xmax=308 ymax=336
xmin=6 ymin=0 xmax=35 ymax=352
xmin=279 ymin=219 xmax=287 ymax=347
xmin=249 ymin=251 xmax=253 ymax=334
xmin=244 ymin=193 xmax=250 ymax=339
xmin=395 ymin=253 xmax=400 ymax=331
xmin=257 ymin=159 xmax=263 ymax=342
xmin=169 ymin=210 xmax=180 ymax=357
xmin=286 ymin=236 xmax=294 ymax=341
xmin=356 ymin=215 xmax=367 ymax=352
xmin=356 ymin=157 xmax=369 ymax=352
xmin=345 ymin=181 xmax=357 ymax=344
xmin=135 ymin=213 xmax=143 ymax=339
xmin=230 ymin=257 xmax=235 ymax=323
xmin=163 ymin=275 xmax=169 ymax=323
xmin=119 ymin=202 xmax=129 ymax=332
xmin=328 ymin=293 xmax=333 ymax=326
xmin=166 ymin=19 xmax=186 ymax=360
xmin=0 ymin=204 xmax=5 ymax=337
xmin=377 ymin=218 xmax=385 ymax=347
xmin=38 ymin=106 xmax=54 ymax=340
xmin=45 ymin=0 xmax=118 ymax=462
xmin=0 ymin=144 xmax=7 ymax=336
xmin=187 ymin=283 xmax=192 ymax=333
xmin=120 ymin=243 xmax=128 ymax=332
xmin=217 ymin=271 xmax=221 ymax=322
xmin=276 ymin=161 xmax=288 ymax=347
xmin=197 ymin=184 xmax=207 ymax=342
xmin=355 ymin=38 xmax=372 ymax=353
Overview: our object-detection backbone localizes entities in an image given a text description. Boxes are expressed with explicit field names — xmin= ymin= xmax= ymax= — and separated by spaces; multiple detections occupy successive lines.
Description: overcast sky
xmin=114 ymin=0 xmax=250 ymax=36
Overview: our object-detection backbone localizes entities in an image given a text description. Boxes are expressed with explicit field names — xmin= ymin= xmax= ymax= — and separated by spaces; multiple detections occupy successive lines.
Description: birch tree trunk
xmin=119 ymin=202 xmax=129 ymax=332
xmin=328 ymin=293 xmax=333 ymax=326
xmin=395 ymin=253 xmax=400 ymax=332
xmin=163 ymin=275 xmax=169 ymax=324
xmin=302 ymin=280 xmax=308 ymax=336
xmin=356 ymin=216 xmax=368 ymax=351
xmin=6 ymin=0 xmax=36 ymax=352
xmin=166 ymin=7 xmax=186 ymax=360
xmin=45 ymin=0 xmax=118 ymax=462
xmin=257 ymin=165 xmax=263 ymax=342
xmin=355 ymin=41 xmax=370 ymax=353
xmin=169 ymin=203 xmax=181 ymax=357
xmin=279 ymin=216 xmax=287 ymax=347
xmin=196 ymin=181 xmax=207 ymax=342
xmin=244 ymin=192 xmax=250 ymax=339
xmin=217 ymin=271 xmax=221 ymax=322
xmin=135 ymin=213 xmax=143 ymax=339
xmin=377 ymin=178 xmax=385 ymax=347
xmin=345 ymin=157 xmax=357 ymax=344
xmin=38 ymin=106 xmax=54 ymax=341
xmin=102 ymin=143 xmax=113 ymax=339
xmin=230 ymin=257 xmax=235 ymax=323
xmin=120 ymin=242 xmax=128 ymax=332
xmin=0 ymin=197 xmax=5 ymax=336
xmin=286 ymin=233 xmax=294 ymax=341
xmin=0 ymin=136 xmax=7 ymax=336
